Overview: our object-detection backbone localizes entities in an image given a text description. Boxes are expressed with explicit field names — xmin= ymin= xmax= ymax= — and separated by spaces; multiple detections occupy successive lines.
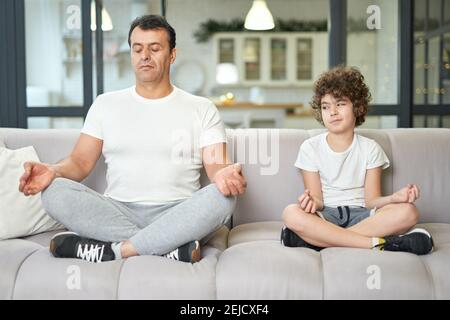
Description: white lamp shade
xmin=91 ymin=2 xmax=113 ymax=31
xmin=244 ymin=0 xmax=275 ymax=31
xmin=216 ymin=63 xmax=239 ymax=85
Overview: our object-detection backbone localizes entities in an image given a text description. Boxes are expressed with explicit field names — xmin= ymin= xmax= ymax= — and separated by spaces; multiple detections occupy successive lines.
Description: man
xmin=18 ymin=15 xmax=246 ymax=263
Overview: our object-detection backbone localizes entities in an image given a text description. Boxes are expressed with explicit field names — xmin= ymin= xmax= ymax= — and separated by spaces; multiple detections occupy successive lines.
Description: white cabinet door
xmin=214 ymin=32 xmax=328 ymax=87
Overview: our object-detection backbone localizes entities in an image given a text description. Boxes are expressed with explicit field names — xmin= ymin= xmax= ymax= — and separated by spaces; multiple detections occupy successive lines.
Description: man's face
xmin=320 ymin=94 xmax=356 ymax=133
xmin=130 ymin=27 xmax=176 ymax=84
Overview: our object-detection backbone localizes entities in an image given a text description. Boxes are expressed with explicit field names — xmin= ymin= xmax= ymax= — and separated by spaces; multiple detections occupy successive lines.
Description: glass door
xmin=22 ymin=0 xmax=158 ymax=129
xmin=25 ymin=0 xmax=88 ymax=128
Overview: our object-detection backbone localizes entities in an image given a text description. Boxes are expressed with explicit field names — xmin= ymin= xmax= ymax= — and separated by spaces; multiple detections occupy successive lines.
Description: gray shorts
xmin=317 ymin=206 xmax=376 ymax=228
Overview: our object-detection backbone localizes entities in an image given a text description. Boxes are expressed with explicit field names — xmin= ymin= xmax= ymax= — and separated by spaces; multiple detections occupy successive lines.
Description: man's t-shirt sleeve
xmin=199 ymin=101 xmax=227 ymax=148
xmin=294 ymin=140 xmax=318 ymax=172
xmin=367 ymin=140 xmax=390 ymax=170
xmin=81 ymin=97 xmax=103 ymax=140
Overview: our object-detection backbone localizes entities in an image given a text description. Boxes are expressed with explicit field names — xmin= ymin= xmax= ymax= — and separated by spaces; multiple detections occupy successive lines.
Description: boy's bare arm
xmin=364 ymin=167 xmax=420 ymax=209
xmin=300 ymin=170 xmax=324 ymax=211
xmin=364 ymin=167 xmax=391 ymax=208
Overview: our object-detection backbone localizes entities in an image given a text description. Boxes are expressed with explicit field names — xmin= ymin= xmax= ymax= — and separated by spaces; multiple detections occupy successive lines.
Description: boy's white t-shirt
xmin=81 ymin=85 xmax=226 ymax=205
xmin=294 ymin=132 xmax=390 ymax=208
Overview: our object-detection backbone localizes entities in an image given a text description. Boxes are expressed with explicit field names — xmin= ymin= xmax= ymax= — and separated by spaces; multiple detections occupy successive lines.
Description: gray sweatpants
xmin=41 ymin=177 xmax=236 ymax=256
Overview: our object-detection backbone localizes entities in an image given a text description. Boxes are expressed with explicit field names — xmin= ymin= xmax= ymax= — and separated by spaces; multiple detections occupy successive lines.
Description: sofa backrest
xmin=0 ymin=128 xmax=107 ymax=193
xmin=1 ymin=127 xmax=449 ymax=225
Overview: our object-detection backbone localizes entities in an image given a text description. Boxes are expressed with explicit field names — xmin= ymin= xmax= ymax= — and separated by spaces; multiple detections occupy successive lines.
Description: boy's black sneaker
xmin=280 ymin=226 xmax=323 ymax=251
xmin=375 ymin=228 xmax=434 ymax=255
xmin=163 ymin=240 xmax=201 ymax=263
xmin=50 ymin=231 xmax=115 ymax=263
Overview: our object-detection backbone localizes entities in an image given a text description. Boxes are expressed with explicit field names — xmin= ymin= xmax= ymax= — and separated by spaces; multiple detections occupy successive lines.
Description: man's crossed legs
xmin=41 ymin=178 xmax=236 ymax=263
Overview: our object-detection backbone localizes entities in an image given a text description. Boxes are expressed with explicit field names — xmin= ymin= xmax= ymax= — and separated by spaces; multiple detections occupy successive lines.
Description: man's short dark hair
xmin=128 ymin=15 xmax=176 ymax=50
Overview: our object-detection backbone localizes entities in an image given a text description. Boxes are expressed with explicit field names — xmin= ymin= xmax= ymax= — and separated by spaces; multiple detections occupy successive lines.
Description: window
xmin=413 ymin=0 xmax=450 ymax=127
xmin=25 ymin=0 xmax=84 ymax=107
xmin=347 ymin=0 xmax=399 ymax=105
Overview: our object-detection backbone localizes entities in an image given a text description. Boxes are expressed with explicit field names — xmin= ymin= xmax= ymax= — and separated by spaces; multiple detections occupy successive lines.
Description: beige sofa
xmin=1 ymin=127 xmax=449 ymax=299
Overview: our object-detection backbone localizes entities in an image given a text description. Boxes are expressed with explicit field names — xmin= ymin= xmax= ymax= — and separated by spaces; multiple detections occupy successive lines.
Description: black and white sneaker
xmin=50 ymin=231 xmax=115 ymax=263
xmin=280 ymin=226 xmax=323 ymax=251
xmin=376 ymin=228 xmax=434 ymax=255
xmin=163 ymin=240 xmax=201 ymax=263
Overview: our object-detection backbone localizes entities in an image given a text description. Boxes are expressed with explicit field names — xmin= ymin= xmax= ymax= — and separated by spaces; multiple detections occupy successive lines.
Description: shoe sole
xmin=405 ymin=228 xmax=434 ymax=253
xmin=49 ymin=231 xmax=78 ymax=256
xmin=191 ymin=241 xmax=201 ymax=263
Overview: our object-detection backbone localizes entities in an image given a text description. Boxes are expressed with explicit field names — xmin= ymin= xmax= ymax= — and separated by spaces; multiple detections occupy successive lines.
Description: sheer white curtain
xmin=25 ymin=0 xmax=64 ymax=107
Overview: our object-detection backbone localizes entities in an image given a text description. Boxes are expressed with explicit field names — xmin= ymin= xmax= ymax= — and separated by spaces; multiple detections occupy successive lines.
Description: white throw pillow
xmin=0 ymin=146 xmax=64 ymax=240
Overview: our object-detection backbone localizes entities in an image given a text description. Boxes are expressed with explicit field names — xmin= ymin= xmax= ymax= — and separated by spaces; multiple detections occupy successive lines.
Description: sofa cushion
xmin=0 ymin=239 xmax=42 ymax=299
xmin=118 ymin=246 xmax=220 ymax=299
xmin=225 ymin=221 xmax=450 ymax=299
xmin=1 ymin=244 xmax=224 ymax=300
xmin=228 ymin=221 xmax=283 ymax=247
xmin=0 ymin=145 xmax=64 ymax=240
xmin=1 ymin=226 xmax=230 ymax=299
xmin=13 ymin=248 xmax=124 ymax=299
xmin=320 ymin=247 xmax=434 ymax=299
xmin=216 ymin=241 xmax=323 ymax=299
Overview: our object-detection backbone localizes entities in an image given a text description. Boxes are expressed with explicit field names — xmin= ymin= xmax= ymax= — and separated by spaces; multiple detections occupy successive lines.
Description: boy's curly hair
xmin=310 ymin=66 xmax=372 ymax=127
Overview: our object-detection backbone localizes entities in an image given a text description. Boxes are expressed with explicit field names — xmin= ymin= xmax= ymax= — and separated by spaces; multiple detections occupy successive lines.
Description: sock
xmin=372 ymin=237 xmax=386 ymax=250
xmin=111 ymin=242 xmax=122 ymax=260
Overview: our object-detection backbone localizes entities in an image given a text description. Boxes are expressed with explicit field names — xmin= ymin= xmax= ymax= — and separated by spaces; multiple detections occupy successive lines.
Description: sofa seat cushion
xmin=228 ymin=221 xmax=450 ymax=248
xmin=1 ymin=226 xmax=230 ymax=299
xmin=216 ymin=241 xmax=323 ymax=299
xmin=0 ymin=239 xmax=42 ymax=299
xmin=223 ymin=221 xmax=450 ymax=299
xmin=228 ymin=221 xmax=283 ymax=247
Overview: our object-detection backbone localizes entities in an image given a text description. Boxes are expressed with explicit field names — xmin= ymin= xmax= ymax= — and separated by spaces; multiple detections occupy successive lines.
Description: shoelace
xmin=373 ymin=243 xmax=386 ymax=251
xmin=374 ymin=237 xmax=402 ymax=251
xmin=76 ymin=243 xmax=105 ymax=263
xmin=164 ymin=248 xmax=179 ymax=260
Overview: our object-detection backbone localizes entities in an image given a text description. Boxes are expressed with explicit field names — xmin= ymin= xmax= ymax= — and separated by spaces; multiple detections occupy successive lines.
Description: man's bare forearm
xmin=208 ymin=162 xmax=233 ymax=183
xmin=49 ymin=156 xmax=90 ymax=182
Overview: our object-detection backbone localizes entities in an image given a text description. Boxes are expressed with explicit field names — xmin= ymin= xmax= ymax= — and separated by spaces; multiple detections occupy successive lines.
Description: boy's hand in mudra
xmin=391 ymin=184 xmax=420 ymax=204
xmin=298 ymin=189 xmax=319 ymax=214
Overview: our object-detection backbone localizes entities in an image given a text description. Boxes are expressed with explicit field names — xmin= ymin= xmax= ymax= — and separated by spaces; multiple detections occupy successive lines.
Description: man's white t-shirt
xmin=81 ymin=85 xmax=226 ymax=205
xmin=294 ymin=133 xmax=390 ymax=208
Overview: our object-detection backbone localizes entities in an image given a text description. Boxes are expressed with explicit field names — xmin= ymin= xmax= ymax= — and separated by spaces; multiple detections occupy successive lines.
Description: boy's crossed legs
xmin=281 ymin=203 xmax=434 ymax=255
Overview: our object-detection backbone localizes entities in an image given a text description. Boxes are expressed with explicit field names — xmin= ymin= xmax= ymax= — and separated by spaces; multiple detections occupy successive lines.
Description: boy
xmin=281 ymin=66 xmax=434 ymax=255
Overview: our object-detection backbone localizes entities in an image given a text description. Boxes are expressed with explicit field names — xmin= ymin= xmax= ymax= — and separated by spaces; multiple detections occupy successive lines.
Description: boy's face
xmin=320 ymin=94 xmax=356 ymax=133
